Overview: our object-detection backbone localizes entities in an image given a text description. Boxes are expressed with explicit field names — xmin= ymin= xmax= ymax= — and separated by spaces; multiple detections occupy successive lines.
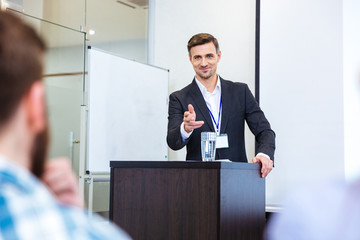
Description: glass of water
xmin=201 ymin=132 xmax=217 ymax=161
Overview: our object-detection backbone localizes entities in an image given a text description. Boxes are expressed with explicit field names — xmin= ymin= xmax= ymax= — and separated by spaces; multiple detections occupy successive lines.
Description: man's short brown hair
xmin=0 ymin=11 xmax=46 ymax=127
xmin=0 ymin=12 xmax=48 ymax=177
xmin=187 ymin=33 xmax=220 ymax=55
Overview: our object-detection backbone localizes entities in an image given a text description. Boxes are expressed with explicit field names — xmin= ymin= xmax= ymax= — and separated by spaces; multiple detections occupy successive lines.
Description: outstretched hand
xmin=183 ymin=104 xmax=204 ymax=133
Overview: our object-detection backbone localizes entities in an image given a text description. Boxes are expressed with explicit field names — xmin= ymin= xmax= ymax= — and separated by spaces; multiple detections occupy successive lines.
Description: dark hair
xmin=187 ymin=33 xmax=220 ymax=55
xmin=0 ymin=12 xmax=46 ymax=127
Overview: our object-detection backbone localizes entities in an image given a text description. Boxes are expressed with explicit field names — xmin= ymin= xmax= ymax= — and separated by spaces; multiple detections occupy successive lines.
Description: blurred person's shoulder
xmin=59 ymin=206 xmax=131 ymax=239
xmin=267 ymin=178 xmax=360 ymax=240
xmin=0 ymin=156 xmax=131 ymax=240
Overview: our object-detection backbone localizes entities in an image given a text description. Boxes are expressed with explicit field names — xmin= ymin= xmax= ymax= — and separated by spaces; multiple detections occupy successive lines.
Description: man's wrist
xmin=256 ymin=152 xmax=270 ymax=160
xmin=180 ymin=122 xmax=192 ymax=141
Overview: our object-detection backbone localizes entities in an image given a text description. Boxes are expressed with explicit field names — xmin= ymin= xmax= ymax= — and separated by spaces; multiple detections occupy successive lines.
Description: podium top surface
xmin=110 ymin=161 xmax=260 ymax=170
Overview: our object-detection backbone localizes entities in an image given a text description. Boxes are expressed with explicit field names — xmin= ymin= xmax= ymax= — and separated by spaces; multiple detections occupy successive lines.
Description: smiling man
xmin=166 ymin=33 xmax=276 ymax=177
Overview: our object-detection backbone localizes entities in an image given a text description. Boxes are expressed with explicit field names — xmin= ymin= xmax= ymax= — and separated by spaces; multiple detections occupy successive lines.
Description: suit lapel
xmin=219 ymin=77 xmax=229 ymax=134
xmin=189 ymin=79 xmax=215 ymax=131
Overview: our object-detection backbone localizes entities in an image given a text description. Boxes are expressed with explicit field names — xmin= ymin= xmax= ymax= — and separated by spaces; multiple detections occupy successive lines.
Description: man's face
xmin=189 ymin=42 xmax=221 ymax=81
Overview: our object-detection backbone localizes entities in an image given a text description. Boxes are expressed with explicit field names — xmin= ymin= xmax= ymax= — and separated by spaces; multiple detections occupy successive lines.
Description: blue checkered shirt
xmin=0 ymin=156 xmax=131 ymax=240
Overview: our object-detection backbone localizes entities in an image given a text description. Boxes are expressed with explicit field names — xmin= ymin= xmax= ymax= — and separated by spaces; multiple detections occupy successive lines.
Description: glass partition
xmin=23 ymin=0 xmax=86 ymax=32
xmin=42 ymin=28 xmax=86 ymax=175
xmin=8 ymin=9 xmax=86 ymax=174
xmin=6 ymin=0 xmax=150 ymax=214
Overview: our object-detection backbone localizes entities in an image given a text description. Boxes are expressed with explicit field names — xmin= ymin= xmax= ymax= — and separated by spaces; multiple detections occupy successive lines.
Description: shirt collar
xmin=195 ymin=75 xmax=221 ymax=96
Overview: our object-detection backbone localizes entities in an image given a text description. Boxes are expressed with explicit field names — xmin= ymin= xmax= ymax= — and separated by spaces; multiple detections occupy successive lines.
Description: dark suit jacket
xmin=167 ymin=77 xmax=275 ymax=162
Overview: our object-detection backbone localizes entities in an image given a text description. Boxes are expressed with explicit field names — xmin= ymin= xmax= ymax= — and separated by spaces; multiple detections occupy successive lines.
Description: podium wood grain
xmin=110 ymin=161 xmax=265 ymax=240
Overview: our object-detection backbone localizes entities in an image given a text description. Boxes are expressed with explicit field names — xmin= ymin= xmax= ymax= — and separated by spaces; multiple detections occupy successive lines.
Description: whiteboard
xmin=87 ymin=47 xmax=169 ymax=173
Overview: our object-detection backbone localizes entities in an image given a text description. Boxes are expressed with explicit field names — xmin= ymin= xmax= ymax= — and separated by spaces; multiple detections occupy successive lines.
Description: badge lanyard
xmin=208 ymin=95 xmax=222 ymax=135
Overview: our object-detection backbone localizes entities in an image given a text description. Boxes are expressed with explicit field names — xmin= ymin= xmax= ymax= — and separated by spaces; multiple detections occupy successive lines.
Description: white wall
xmin=260 ymin=0 xmax=345 ymax=205
xmin=343 ymin=0 xmax=360 ymax=181
xmin=152 ymin=0 xmax=257 ymax=161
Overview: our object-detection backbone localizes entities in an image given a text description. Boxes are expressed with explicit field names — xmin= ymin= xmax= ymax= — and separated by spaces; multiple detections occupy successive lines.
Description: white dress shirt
xmin=180 ymin=76 xmax=221 ymax=139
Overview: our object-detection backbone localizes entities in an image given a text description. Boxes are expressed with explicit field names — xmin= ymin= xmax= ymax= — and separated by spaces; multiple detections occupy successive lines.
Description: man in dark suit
xmin=167 ymin=33 xmax=275 ymax=177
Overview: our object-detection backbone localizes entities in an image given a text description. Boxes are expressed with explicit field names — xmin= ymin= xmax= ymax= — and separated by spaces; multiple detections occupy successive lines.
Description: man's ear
xmin=217 ymin=50 xmax=222 ymax=62
xmin=25 ymin=81 xmax=46 ymax=133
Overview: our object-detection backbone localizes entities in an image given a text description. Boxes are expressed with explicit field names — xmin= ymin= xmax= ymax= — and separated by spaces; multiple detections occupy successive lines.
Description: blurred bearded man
xmin=0 ymin=11 xmax=130 ymax=239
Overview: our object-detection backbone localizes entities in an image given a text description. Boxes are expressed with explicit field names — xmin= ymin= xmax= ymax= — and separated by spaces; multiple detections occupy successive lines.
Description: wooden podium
xmin=110 ymin=161 xmax=265 ymax=240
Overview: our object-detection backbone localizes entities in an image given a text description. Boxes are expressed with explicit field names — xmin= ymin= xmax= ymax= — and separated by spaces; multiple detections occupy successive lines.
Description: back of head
xmin=187 ymin=33 xmax=220 ymax=55
xmin=0 ymin=11 xmax=46 ymax=128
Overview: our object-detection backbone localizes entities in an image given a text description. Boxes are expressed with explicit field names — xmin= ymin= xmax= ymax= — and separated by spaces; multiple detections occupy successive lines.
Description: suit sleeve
xmin=167 ymin=92 xmax=188 ymax=150
xmin=244 ymin=85 xmax=276 ymax=160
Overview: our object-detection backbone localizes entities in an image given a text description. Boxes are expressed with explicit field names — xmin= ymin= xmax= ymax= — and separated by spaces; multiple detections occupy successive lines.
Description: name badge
xmin=216 ymin=134 xmax=229 ymax=149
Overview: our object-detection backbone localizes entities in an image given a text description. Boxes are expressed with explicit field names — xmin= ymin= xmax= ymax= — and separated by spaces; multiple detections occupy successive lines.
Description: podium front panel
xmin=110 ymin=161 xmax=265 ymax=240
